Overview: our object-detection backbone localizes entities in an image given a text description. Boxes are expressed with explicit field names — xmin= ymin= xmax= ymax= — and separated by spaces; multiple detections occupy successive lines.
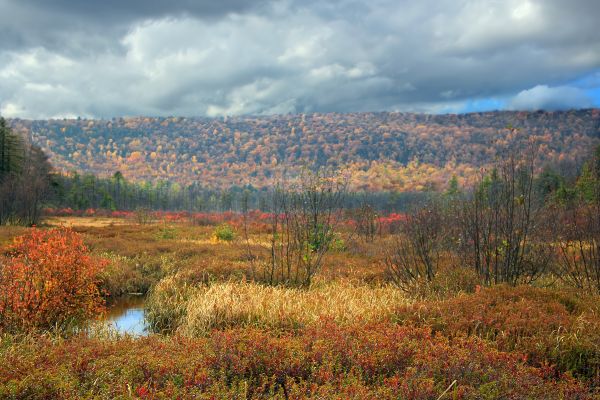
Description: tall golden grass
xmin=146 ymin=278 xmax=410 ymax=336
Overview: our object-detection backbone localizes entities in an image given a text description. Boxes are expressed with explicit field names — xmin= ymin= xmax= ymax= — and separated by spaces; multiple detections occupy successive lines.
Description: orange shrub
xmin=0 ymin=228 xmax=107 ymax=332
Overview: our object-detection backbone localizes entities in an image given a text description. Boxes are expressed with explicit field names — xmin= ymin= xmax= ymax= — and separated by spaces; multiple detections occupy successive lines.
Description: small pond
xmin=103 ymin=295 xmax=148 ymax=336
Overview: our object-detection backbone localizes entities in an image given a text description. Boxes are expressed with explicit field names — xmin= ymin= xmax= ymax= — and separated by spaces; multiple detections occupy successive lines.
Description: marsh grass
xmin=146 ymin=279 xmax=410 ymax=335
xmin=97 ymin=252 xmax=176 ymax=297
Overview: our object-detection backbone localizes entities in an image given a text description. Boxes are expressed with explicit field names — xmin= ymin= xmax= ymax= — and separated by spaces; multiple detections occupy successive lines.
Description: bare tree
xmin=0 ymin=118 xmax=50 ymax=226
xmin=550 ymin=149 xmax=600 ymax=293
xmin=250 ymin=168 xmax=348 ymax=287
xmin=351 ymin=200 xmax=379 ymax=243
xmin=551 ymin=204 xmax=600 ymax=293
xmin=13 ymin=145 xmax=51 ymax=226
xmin=135 ymin=207 xmax=153 ymax=225
xmin=385 ymin=203 xmax=446 ymax=291
xmin=458 ymin=142 xmax=548 ymax=285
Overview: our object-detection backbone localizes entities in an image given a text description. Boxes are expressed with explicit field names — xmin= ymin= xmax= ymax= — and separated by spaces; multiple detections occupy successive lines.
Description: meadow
xmin=1 ymin=212 xmax=599 ymax=399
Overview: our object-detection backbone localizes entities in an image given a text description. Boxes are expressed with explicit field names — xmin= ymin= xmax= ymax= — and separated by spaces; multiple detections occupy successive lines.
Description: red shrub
xmin=0 ymin=228 xmax=108 ymax=332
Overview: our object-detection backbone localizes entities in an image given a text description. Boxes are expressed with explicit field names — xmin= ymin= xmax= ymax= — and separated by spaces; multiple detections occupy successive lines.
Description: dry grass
xmin=45 ymin=216 xmax=129 ymax=227
xmin=146 ymin=279 xmax=410 ymax=335
xmin=0 ymin=226 xmax=29 ymax=247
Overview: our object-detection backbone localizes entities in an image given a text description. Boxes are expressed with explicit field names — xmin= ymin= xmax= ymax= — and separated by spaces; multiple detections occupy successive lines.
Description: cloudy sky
xmin=1 ymin=0 xmax=599 ymax=119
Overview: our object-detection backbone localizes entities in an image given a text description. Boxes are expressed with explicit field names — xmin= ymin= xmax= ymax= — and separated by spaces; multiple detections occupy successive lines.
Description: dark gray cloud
xmin=20 ymin=0 xmax=269 ymax=19
xmin=0 ymin=0 xmax=273 ymax=55
xmin=0 ymin=0 xmax=599 ymax=118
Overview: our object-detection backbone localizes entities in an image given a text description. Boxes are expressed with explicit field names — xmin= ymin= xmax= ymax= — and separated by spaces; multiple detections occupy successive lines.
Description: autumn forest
xmin=9 ymin=109 xmax=600 ymax=191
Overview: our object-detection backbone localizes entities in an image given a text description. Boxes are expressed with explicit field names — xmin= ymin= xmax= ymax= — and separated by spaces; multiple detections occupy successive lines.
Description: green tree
xmin=100 ymin=190 xmax=116 ymax=211
xmin=445 ymin=175 xmax=460 ymax=197
xmin=535 ymin=167 xmax=564 ymax=200
xmin=0 ymin=117 xmax=23 ymax=180
xmin=576 ymin=162 xmax=597 ymax=203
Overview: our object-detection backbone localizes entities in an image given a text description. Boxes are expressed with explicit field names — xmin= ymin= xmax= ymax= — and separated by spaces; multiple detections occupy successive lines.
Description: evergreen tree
xmin=0 ymin=117 xmax=23 ymax=180
xmin=444 ymin=175 xmax=460 ymax=197
xmin=576 ymin=162 xmax=597 ymax=203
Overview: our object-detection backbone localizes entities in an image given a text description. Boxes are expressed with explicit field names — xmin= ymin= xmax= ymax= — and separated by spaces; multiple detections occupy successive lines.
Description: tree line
xmin=49 ymin=172 xmax=428 ymax=214
xmin=0 ymin=117 xmax=51 ymax=225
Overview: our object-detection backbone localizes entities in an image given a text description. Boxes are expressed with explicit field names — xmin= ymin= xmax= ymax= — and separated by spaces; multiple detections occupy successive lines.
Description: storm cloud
xmin=0 ymin=0 xmax=599 ymax=118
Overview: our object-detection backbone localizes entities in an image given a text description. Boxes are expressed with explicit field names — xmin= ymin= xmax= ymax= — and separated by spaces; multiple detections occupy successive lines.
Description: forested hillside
xmin=9 ymin=109 xmax=600 ymax=191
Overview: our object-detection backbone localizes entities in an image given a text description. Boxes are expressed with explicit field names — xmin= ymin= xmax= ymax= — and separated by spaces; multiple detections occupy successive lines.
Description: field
xmin=1 ymin=215 xmax=599 ymax=399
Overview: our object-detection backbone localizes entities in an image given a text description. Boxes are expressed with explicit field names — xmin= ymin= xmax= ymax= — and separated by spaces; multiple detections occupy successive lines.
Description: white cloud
xmin=0 ymin=102 xmax=25 ymax=117
xmin=508 ymin=85 xmax=593 ymax=111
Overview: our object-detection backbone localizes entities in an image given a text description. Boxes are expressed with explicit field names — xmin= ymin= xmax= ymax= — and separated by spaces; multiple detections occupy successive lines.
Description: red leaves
xmin=135 ymin=385 xmax=150 ymax=398
xmin=0 ymin=227 xmax=107 ymax=332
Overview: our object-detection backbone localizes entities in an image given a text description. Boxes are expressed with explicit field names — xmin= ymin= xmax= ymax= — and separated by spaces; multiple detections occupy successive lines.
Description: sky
xmin=0 ymin=0 xmax=599 ymax=119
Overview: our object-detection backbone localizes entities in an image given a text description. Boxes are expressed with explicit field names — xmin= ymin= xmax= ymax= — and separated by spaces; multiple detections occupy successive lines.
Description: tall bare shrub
xmin=385 ymin=203 xmax=446 ymax=291
xmin=551 ymin=148 xmax=600 ymax=293
xmin=249 ymin=169 xmax=347 ymax=287
xmin=458 ymin=145 xmax=548 ymax=285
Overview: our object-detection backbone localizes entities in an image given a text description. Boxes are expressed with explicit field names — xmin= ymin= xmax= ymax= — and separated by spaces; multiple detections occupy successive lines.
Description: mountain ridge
xmin=8 ymin=109 xmax=600 ymax=191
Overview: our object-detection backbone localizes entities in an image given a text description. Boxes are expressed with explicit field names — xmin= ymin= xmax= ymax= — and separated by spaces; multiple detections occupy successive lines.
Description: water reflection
xmin=104 ymin=295 xmax=148 ymax=336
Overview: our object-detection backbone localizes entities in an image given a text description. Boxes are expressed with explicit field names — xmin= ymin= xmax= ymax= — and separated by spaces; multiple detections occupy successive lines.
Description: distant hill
xmin=9 ymin=109 xmax=600 ymax=191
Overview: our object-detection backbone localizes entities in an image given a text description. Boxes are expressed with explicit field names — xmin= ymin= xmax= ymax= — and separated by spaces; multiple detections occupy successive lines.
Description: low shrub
xmin=213 ymin=224 xmax=236 ymax=242
xmin=156 ymin=225 xmax=178 ymax=240
xmin=395 ymin=285 xmax=600 ymax=383
xmin=0 ymin=321 xmax=591 ymax=399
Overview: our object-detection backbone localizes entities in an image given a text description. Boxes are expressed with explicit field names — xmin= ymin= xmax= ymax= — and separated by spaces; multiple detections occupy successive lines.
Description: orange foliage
xmin=0 ymin=228 xmax=107 ymax=332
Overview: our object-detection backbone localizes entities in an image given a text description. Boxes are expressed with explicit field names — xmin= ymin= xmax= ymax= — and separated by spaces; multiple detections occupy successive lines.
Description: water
xmin=104 ymin=295 xmax=148 ymax=336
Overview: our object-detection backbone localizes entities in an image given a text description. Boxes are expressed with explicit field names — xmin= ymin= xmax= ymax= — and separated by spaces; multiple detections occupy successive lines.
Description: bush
xmin=0 ymin=228 xmax=107 ymax=333
xmin=213 ymin=224 xmax=235 ymax=242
